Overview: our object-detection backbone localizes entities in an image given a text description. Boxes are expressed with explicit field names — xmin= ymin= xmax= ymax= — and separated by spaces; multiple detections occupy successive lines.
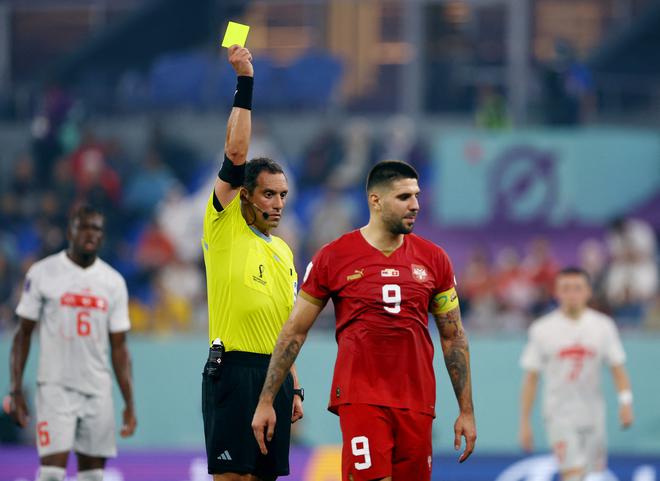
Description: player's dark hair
xmin=557 ymin=266 xmax=591 ymax=283
xmin=68 ymin=204 xmax=104 ymax=226
xmin=366 ymin=160 xmax=418 ymax=192
xmin=244 ymin=157 xmax=285 ymax=193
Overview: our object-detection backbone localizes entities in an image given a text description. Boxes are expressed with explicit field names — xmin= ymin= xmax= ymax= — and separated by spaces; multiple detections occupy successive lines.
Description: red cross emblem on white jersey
xmin=558 ymin=343 xmax=595 ymax=381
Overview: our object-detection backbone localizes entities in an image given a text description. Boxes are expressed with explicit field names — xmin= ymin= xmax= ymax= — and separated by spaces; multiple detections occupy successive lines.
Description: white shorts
xmin=35 ymin=384 xmax=117 ymax=458
xmin=546 ymin=418 xmax=606 ymax=473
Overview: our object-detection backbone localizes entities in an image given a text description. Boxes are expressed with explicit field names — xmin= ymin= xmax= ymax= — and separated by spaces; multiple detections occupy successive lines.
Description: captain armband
xmin=218 ymin=155 xmax=246 ymax=188
xmin=431 ymin=287 xmax=460 ymax=315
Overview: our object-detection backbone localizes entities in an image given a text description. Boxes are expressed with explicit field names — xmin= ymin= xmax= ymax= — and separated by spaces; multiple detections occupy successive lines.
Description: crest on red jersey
xmin=411 ymin=264 xmax=428 ymax=282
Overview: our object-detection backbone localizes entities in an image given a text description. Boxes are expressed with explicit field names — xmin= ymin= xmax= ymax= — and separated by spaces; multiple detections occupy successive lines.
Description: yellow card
xmin=221 ymin=21 xmax=250 ymax=48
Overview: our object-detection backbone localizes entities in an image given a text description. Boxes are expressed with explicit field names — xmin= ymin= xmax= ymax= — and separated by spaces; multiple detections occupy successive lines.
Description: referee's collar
xmin=249 ymin=226 xmax=272 ymax=243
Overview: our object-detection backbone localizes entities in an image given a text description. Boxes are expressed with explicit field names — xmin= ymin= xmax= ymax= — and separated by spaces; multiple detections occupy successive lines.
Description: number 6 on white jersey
xmin=351 ymin=436 xmax=372 ymax=470
xmin=382 ymin=284 xmax=401 ymax=314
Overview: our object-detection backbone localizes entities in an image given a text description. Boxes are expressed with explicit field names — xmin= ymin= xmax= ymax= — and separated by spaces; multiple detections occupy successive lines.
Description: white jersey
xmin=520 ymin=308 xmax=625 ymax=424
xmin=16 ymin=251 xmax=130 ymax=396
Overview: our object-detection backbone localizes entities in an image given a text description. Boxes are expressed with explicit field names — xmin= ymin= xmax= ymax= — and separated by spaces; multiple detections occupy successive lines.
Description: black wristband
xmin=233 ymin=76 xmax=253 ymax=110
xmin=218 ymin=154 xmax=246 ymax=188
xmin=293 ymin=388 xmax=304 ymax=402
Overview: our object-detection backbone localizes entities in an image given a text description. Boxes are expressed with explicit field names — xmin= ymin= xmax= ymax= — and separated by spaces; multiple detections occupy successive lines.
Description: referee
xmin=201 ymin=45 xmax=303 ymax=481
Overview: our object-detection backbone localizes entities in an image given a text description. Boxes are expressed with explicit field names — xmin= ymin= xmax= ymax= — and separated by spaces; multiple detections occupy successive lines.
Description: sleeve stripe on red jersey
xmin=299 ymin=290 xmax=326 ymax=306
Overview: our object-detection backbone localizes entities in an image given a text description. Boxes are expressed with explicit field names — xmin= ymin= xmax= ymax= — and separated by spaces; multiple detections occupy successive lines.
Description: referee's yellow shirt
xmin=202 ymin=191 xmax=298 ymax=353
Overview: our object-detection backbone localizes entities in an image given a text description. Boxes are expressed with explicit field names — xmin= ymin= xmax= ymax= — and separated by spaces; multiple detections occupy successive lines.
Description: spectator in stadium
xmin=70 ymin=130 xmax=121 ymax=207
xmin=328 ymin=118 xmax=374 ymax=190
xmin=460 ymin=247 xmax=496 ymax=330
xmin=7 ymin=204 xmax=137 ymax=481
xmin=304 ymin=188 xmax=356 ymax=258
xmin=149 ymin=123 xmax=203 ymax=186
xmin=123 ymin=147 xmax=180 ymax=219
xmin=377 ymin=115 xmax=429 ymax=185
xmin=578 ymin=238 xmax=608 ymax=312
xmin=298 ymin=126 xmax=343 ymax=189
xmin=605 ymin=218 xmax=658 ymax=325
xmin=523 ymin=237 xmax=560 ymax=316
xmin=493 ymin=247 xmax=535 ymax=331
xmin=51 ymin=158 xmax=77 ymax=221
xmin=9 ymin=154 xmax=39 ymax=221
xmin=475 ymin=84 xmax=510 ymax=129
xmin=199 ymin=45 xmax=303 ymax=481
xmin=519 ymin=267 xmax=633 ymax=481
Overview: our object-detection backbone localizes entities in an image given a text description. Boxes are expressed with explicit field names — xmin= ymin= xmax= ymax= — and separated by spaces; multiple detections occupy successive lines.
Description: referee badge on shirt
xmin=244 ymin=247 xmax=271 ymax=294
xmin=252 ymin=264 xmax=267 ymax=286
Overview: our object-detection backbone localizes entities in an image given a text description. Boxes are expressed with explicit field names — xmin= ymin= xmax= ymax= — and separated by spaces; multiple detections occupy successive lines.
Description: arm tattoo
xmin=262 ymin=336 xmax=302 ymax=399
xmin=445 ymin=342 xmax=469 ymax=401
xmin=436 ymin=307 xmax=474 ymax=412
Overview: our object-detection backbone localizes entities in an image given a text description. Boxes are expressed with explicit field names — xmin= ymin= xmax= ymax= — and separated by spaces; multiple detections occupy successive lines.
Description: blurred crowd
xmin=459 ymin=222 xmax=660 ymax=332
xmin=0 ymin=88 xmax=211 ymax=333
xmin=1 ymin=97 xmax=659 ymax=334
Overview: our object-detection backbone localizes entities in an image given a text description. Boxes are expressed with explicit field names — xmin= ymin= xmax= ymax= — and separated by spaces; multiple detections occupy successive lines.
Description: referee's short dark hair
xmin=69 ymin=204 xmax=104 ymax=226
xmin=366 ymin=160 xmax=418 ymax=192
xmin=244 ymin=157 xmax=285 ymax=193
xmin=557 ymin=266 xmax=591 ymax=284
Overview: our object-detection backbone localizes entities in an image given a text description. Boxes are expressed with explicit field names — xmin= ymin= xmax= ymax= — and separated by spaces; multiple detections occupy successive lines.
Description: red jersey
xmin=301 ymin=230 xmax=456 ymax=417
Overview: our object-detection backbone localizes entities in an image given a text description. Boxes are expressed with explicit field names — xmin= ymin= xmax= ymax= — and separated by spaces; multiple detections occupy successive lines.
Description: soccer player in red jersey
xmin=252 ymin=160 xmax=476 ymax=480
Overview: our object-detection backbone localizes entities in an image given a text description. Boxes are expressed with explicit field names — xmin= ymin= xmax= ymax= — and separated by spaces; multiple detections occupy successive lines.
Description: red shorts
xmin=338 ymin=404 xmax=433 ymax=481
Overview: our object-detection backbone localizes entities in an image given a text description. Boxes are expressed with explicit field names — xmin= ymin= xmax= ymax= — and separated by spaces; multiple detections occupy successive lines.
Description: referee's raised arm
xmin=214 ymin=45 xmax=254 ymax=209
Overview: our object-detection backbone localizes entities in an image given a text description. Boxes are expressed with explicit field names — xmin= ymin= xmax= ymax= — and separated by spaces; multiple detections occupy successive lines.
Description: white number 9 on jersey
xmin=351 ymin=436 xmax=372 ymax=470
xmin=382 ymin=284 xmax=401 ymax=314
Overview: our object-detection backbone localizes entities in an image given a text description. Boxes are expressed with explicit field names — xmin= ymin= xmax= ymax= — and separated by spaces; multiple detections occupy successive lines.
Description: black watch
xmin=293 ymin=388 xmax=304 ymax=402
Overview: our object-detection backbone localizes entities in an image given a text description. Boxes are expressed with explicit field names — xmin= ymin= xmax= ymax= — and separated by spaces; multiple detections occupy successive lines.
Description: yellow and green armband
xmin=431 ymin=287 xmax=459 ymax=315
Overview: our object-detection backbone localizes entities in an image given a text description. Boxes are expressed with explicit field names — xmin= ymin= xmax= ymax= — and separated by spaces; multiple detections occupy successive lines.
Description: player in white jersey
xmin=6 ymin=205 xmax=137 ymax=481
xmin=519 ymin=267 xmax=634 ymax=481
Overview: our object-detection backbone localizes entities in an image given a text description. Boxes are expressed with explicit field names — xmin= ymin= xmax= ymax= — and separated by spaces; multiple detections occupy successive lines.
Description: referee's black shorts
xmin=202 ymin=350 xmax=294 ymax=477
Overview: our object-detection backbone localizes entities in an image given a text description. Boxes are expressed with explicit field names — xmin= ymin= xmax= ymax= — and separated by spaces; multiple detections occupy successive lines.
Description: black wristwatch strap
xmin=293 ymin=388 xmax=304 ymax=402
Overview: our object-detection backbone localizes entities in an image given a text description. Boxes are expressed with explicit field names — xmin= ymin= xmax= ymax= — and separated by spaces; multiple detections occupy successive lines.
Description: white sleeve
xmin=109 ymin=276 xmax=131 ymax=333
xmin=604 ymin=319 xmax=626 ymax=366
xmin=15 ymin=265 xmax=43 ymax=322
xmin=520 ymin=326 xmax=543 ymax=372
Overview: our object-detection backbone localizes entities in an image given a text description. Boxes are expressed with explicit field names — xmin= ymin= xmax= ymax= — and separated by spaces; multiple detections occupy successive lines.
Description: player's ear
xmin=368 ymin=191 xmax=382 ymax=211
xmin=239 ymin=186 xmax=249 ymax=203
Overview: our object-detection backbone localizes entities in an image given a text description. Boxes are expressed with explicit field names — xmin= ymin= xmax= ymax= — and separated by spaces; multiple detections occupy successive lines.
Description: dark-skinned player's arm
xmin=8 ymin=317 xmax=37 ymax=427
xmin=214 ymin=44 xmax=254 ymax=208
xmin=110 ymin=331 xmax=137 ymax=438
xmin=432 ymin=287 xmax=477 ymax=463
xmin=251 ymin=293 xmax=326 ymax=454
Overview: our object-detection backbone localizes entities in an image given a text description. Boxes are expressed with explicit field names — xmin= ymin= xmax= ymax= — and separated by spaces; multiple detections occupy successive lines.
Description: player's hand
xmin=252 ymin=400 xmax=276 ymax=455
xmin=120 ymin=405 xmax=137 ymax=438
xmin=228 ymin=45 xmax=253 ymax=77
xmin=619 ymin=404 xmax=633 ymax=429
xmin=7 ymin=391 xmax=30 ymax=428
xmin=291 ymin=395 xmax=304 ymax=424
xmin=454 ymin=411 xmax=477 ymax=463
xmin=519 ymin=420 xmax=534 ymax=452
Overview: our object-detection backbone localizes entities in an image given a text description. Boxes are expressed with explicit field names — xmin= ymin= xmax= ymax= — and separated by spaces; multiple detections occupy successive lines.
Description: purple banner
xmin=1 ymin=447 xmax=658 ymax=481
